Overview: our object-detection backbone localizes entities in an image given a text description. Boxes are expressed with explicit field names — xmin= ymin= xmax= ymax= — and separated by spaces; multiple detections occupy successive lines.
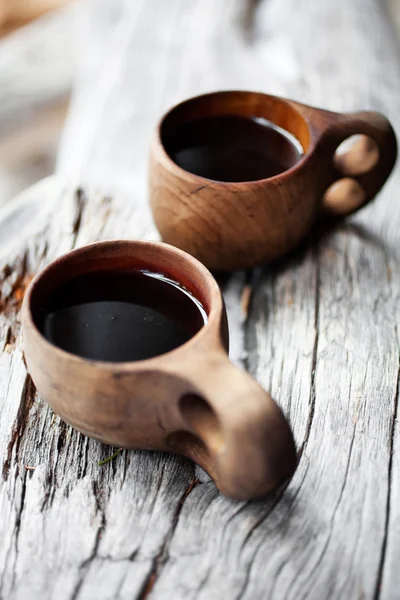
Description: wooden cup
xmin=22 ymin=240 xmax=296 ymax=500
xmin=149 ymin=90 xmax=397 ymax=271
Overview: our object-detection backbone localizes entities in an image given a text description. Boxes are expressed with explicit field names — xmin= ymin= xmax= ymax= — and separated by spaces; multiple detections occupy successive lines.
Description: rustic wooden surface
xmin=0 ymin=0 xmax=399 ymax=598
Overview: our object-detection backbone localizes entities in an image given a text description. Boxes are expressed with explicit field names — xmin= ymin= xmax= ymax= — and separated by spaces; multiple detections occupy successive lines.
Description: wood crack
xmin=3 ymin=375 xmax=36 ymax=480
xmin=10 ymin=469 xmax=28 ymax=594
xmin=373 ymin=327 xmax=400 ymax=600
xmin=138 ymin=470 xmax=200 ymax=600
xmin=70 ymin=480 xmax=106 ymax=600
xmin=234 ymin=490 xmax=287 ymax=600
xmin=0 ymin=250 xmax=33 ymax=349
xmin=237 ymin=460 xmax=310 ymax=600
xmin=190 ymin=184 xmax=209 ymax=196
xmin=0 ymin=467 xmax=27 ymax=597
xmin=298 ymin=253 xmax=320 ymax=459
xmin=298 ymin=424 xmax=357 ymax=600
xmin=72 ymin=188 xmax=86 ymax=246
xmin=2 ymin=325 xmax=15 ymax=352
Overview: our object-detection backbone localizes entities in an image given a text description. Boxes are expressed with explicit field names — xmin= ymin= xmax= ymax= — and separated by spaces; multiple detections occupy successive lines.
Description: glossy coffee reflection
xmin=164 ymin=115 xmax=303 ymax=182
xmin=36 ymin=270 xmax=207 ymax=362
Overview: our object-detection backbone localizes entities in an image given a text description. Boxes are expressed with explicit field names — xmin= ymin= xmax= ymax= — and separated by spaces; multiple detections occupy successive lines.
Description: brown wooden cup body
xmin=149 ymin=91 xmax=397 ymax=271
xmin=22 ymin=240 xmax=296 ymax=500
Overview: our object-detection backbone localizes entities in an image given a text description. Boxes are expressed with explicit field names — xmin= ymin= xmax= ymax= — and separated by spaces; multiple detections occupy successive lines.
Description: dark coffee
xmin=164 ymin=115 xmax=303 ymax=182
xmin=36 ymin=270 xmax=207 ymax=362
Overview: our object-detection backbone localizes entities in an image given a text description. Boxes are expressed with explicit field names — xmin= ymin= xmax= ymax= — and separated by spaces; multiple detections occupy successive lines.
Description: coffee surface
xmin=165 ymin=115 xmax=303 ymax=182
xmin=36 ymin=270 xmax=206 ymax=362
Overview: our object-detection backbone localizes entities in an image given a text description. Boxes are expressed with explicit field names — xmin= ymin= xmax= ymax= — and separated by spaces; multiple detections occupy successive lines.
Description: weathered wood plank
xmin=0 ymin=0 xmax=399 ymax=598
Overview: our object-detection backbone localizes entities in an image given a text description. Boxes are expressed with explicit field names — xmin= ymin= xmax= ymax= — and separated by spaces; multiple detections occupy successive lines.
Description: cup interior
xmin=159 ymin=91 xmax=311 ymax=182
xmin=27 ymin=241 xmax=221 ymax=363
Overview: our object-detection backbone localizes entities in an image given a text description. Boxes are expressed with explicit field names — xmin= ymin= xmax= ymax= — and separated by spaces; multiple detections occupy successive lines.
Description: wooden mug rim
xmin=22 ymin=239 xmax=225 ymax=371
xmin=153 ymin=89 xmax=315 ymax=186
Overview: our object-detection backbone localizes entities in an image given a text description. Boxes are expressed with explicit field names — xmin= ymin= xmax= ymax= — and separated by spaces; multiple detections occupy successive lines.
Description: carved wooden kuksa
xmin=149 ymin=91 xmax=397 ymax=271
xmin=22 ymin=240 xmax=296 ymax=500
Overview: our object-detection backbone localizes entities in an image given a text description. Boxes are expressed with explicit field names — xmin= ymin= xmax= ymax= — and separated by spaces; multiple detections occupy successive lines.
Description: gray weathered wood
xmin=1 ymin=0 xmax=400 ymax=598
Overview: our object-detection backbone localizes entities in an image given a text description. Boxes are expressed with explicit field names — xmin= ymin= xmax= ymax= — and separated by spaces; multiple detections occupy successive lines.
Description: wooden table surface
xmin=0 ymin=0 xmax=399 ymax=598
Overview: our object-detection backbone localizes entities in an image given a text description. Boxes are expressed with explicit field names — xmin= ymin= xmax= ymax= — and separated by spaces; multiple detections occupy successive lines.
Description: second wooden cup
xmin=149 ymin=90 xmax=397 ymax=270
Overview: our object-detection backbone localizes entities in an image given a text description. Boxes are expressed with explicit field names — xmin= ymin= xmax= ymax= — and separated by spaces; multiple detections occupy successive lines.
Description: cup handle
xmin=168 ymin=351 xmax=296 ymax=500
xmin=292 ymin=103 xmax=397 ymax=217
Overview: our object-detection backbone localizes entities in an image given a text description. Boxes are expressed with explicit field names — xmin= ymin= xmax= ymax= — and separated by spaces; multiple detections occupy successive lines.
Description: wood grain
xmin=0 ymin=0 xmax=400 ymax=598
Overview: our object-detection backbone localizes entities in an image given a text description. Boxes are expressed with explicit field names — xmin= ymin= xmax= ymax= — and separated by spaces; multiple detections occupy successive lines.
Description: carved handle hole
xmin=334 ymin=134 xmax=379 ymax=176
xmin=323 ymin=177 xmax=366 ymax=216
xmin=179 ymin=393 xmax=224 ymax=453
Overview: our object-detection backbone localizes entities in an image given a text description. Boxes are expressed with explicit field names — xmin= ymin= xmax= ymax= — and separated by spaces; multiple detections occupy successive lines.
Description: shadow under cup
xmin=160 ymin=93 xmax=310 ymax=182
xmin=27 ymin=242 xmax=218 ymax=364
